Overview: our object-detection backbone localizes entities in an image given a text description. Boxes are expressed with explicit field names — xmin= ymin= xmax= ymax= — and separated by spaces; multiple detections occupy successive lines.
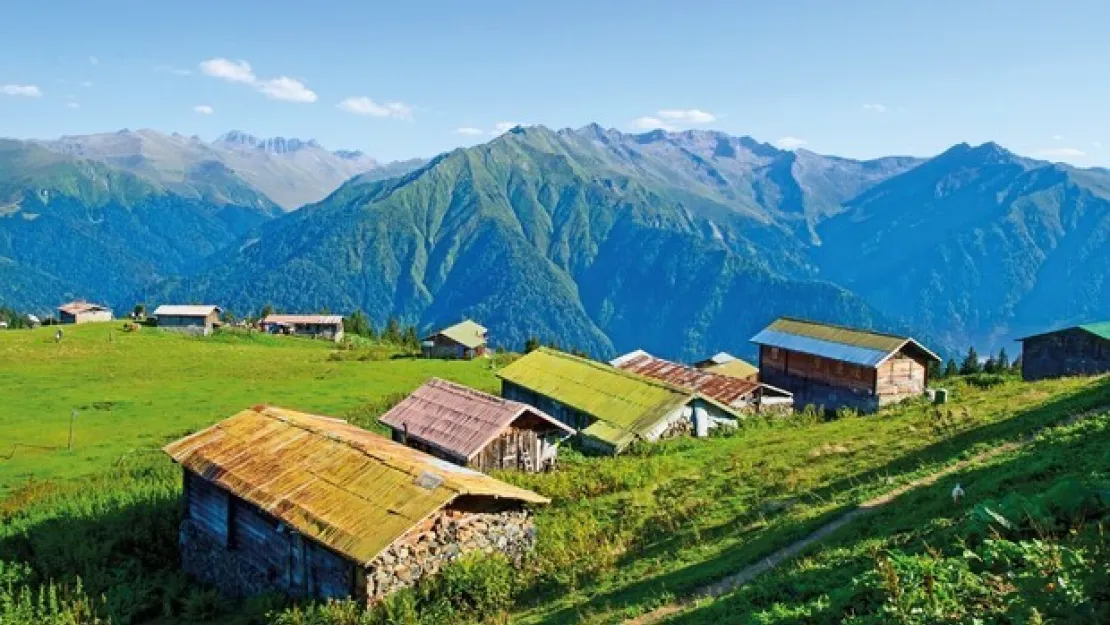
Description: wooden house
xmin=611 ymin=350 xmax=793 ymax=414
xmin=163 ymin=405 xmax=548 ymax=602
xmin=153 ymin=305 xmax=222 ymax=336
xmin=421 ymin=320 xmax=487 ymax=359
xmin=497 ymin=348 xmax=745 ymax=454
xmin=57 ymin=300 xmax=113 ymax=324
xmin=379 ymin=378 xmax=574 ymax=472
xmin=261 ymin=314 xmax=345 ymax=342
xmin=1018 ymin=323 xmax=1110 ymax=381
xmin=691 ymin=351 xmax=759 ymax=381
xmin=751 ymin=318 xmax=940 ymax=413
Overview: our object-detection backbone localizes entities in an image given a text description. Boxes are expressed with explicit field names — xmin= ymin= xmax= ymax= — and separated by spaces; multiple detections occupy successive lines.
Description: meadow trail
xmin=625 ymin=405 xmax=1109 ymax=625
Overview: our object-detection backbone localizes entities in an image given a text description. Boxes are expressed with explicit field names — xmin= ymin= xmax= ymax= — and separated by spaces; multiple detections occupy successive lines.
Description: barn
xmin=1018 ymin=323 xmax=1110 ymax=381
xmin=153 ymin=305 xmax=222 ymax=336
xmin=751 ymin=318 xmax=940 ymax=413
xmin=611 ymin=350 xmax=794 ymax=414
xmin=57 ymin=300 xmax=113 ymax=324
xmin=421 ymin=320 xmax=488 ymax=359
xmin=379 ymin=378 xmax=575 ymax=472
xmin=261 ymin=314 xmax=345 ymax=342
xmin=163 ymin=405 xmax=548 ymax=602
xmin=497 ymin=348 xmax=744 ymax=454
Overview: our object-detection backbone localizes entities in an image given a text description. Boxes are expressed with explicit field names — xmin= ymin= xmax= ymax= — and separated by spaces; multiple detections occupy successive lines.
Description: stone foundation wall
xmin=364 ymin=508 xmax=535 ymax=601
xmin=180 ymin=519 xmax=281 ymax=598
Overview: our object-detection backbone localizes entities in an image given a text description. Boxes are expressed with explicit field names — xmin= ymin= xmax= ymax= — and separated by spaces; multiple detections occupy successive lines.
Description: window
xmin=770 ymin=347 xmax=780 ymax=359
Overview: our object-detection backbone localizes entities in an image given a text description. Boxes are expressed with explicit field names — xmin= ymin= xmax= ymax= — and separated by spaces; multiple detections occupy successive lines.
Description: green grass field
xmin=1 ymin=324 xmax=1108 ymax=624
xmin=0 ymin=323 xmax=497 ymax=496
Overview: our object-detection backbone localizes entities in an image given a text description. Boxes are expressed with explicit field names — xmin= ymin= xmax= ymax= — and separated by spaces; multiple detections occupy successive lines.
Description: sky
xmin=1 ymin=1 xmax=1107 ymax=163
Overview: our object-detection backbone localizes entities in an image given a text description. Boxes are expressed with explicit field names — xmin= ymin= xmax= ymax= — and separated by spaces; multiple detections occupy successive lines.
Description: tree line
xmin=932 ymin=346 xmax=1022 ymax=379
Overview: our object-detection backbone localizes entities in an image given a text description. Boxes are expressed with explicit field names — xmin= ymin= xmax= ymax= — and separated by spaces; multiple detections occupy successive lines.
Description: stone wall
xmin=180 ymin=519 xmax=281 ymax=598
xmin=364 ymin=508 xmax=536 ymax=601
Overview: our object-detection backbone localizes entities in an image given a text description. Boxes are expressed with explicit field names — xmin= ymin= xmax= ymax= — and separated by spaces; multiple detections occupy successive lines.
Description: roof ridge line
xmin=775 ymin=316 xmax=911 ymax=341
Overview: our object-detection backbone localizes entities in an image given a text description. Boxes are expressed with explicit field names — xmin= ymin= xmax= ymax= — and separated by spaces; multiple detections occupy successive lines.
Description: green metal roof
xmin=1080 ymin=323 xmax=1110 ymax=341
xmin=767 ymin=318 xmax=909 ymax=352
xmin=496 ymin=348 xmax=696 ymax=451
xmin=428 ymin=319 xmax=487 ymax=349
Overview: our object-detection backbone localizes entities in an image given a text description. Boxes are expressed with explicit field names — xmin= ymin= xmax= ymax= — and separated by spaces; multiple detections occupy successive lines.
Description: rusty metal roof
xmin=163 ymin=405 xmax=548 ymax=567
xmin=57 ymin=300 xmax=111 ymax=315
xmin=610 ymin=350 xmax=787 ymax=408
xmin=261 ymin=314 xmax=344 ymax=326
xmin=379 ymin=378 xmax=574 ymax=461
xmin=153 ymin=304 xmax=221 ymax=317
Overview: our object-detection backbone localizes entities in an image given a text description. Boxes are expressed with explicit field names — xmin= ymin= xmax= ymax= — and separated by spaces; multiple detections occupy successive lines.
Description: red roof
xmin=611 ymin=350 xmax=787 ymax=408
xmin=378 ymin=378 xmax=574 ymax=461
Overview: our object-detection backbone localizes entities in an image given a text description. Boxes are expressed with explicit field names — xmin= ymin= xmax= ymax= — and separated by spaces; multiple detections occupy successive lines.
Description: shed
xmin=163 ymin=405 xmax=547 ymax=602
xmin=692 ymin=352 xmax=759 ymax=381
xmin=153 ymin=305 xmax=222 ymax=336
xmin=611 ymin=350 xmax=793 ymax=414
xmin=751 ymin=317 xmax=940 ymax=413
xmin=1017 ymin=323 xmax=1110 ymax=381
xmin=497 ymin=348 xmax=743 ymax=454
xmin=261 ymin=314 xmax=345 ymax=342
xmin=422 ymin=320 xmax=488 ymax=359
xmin=57 ymin=300 xmax=113 ymax=324
xmin=379 ymin=378 xmax=574 ymax=472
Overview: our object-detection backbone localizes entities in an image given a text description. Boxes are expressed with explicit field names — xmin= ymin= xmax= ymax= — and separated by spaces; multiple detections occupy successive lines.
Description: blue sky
xmin=0 ymin=1 xmax=1106 ymax=163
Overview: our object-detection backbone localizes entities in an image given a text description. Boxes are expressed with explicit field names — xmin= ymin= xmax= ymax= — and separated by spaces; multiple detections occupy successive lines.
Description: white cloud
xmin=492 ymin=121 xmax=520 ymax=135
xmin=258 ymin=76 xmax=317 ymax=103
xmin=630 ymin=116 xmax=674 ymax=131
xmin=1052 ymin=134 xmax=1063 ymax=141
xmin=66 ymin=102 xmax=79 ymax=109
xmin=1035 ymin=147 xmax=1086 ymax=159
xmin=863 ymin=103 xmax=887 ymax=113
xmin=1 ymin=84 xmax=42 ymax=97
xmin=775 ymin=136 xmax=808 ymax=149
xmin=199 ymin=58 xmax=316 ymax=103
xmin=193 ymin=104 xmax=214 ymax=115
xmin=337 ymin=96 xmax=412 ymax=119
xmin=154 ymin=64 xmax=192 ymax=76
xmin=88 ymin=56 xmax=98 ymax=65
xmin=455 ymin=127 xmax=484 ymax=136
xmin=78 ymin=81 xmax=93 ymax=88
xmin=657 ymin=108 xmax=716 ymax=124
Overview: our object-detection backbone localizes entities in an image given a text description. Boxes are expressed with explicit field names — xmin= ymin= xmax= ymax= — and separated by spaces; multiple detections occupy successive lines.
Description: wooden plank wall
xmin=761 ymin=345 xmax=875 ymax=393
xmin=185 ymin=471 xmax=229 ymax=545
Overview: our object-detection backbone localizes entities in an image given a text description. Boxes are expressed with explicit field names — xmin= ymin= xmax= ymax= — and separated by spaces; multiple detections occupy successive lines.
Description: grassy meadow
xmin=1 ymin=323 xmax=1109 ymax=624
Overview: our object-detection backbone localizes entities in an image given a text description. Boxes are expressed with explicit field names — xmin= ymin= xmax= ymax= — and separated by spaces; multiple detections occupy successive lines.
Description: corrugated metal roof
xmin=153 ymin=304 xmax=221 ymax=317
xmin=751 ymin=318 xmax=940 ymax=367
xmin=426 ymin=320 xmax=487 ymax=349
xmin=262 ymin=314 xmax=344 ymax=326
xmin=379 ymin=378 xmax=573 ymax=461
xmin=704 ymin=352 xmax=736 ymax=366
xmin=1019 ymin=322 xmax=1110 ymax=342
xmin=610 ymin=351 xmax=778 ymax=408
xmin=496 ymin=348 xmax=699 ymax=450
xmin=704 ymin=359 xmax=759 ymax=380
xmin=57 ymin=300 xmax=111 ymax=314
xmin=163 ymin=405 xmax=548 ymax=566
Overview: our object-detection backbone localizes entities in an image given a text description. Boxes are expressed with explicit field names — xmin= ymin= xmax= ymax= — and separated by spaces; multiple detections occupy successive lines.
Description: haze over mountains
xmin=2 ymin=124 xmax=1107 ymax=360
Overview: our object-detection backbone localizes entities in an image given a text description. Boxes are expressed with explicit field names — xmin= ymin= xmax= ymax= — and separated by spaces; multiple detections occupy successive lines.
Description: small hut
xmin=1018 ymin=323 xmax=1110 ymax=381
xmin=260 ymin=315 xmax=345 ymax=342
xmin=57 ymin=300 xmax=113 ymax=324
xmin=153 ymin=305 xmax=222 ymax=336
xmin=421 ymin=320 xmax=488 ymax=359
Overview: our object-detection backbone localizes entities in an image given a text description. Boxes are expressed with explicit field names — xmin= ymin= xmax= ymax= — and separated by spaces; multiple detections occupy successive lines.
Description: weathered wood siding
xmin=875 ymin=353 xmax=928 ymax=405
xmin=502 ymin=381 xmax=591 ymax=430
xmin=391 ymin=415 xmax=562 ymax=473
xmin=421 ymin=335 xmax=484 ymax=359
xmin=1022 ymin=329 xmax=1110 ymax=381
xmin=158 ymin=312 xmax=218 ymax=335
xmin=185 ymin=470 xmax=230 ymax=544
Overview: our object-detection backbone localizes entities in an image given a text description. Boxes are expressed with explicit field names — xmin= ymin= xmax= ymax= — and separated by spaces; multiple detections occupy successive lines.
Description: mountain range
xmin=2 ymin=125 xmax=1108 ymax=360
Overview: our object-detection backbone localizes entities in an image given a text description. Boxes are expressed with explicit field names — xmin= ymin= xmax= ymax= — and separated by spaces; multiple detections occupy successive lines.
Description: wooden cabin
xmin=57 ymin=300 xmax=113 ymax=324
xmin=153 ymin=305 xmax=222 ymax=336
xmin=163 ymin=405 xmax=548 ymax=602
xmin=497 ymin=348 xmax=744 ymax=454
xmin=421 ymin=320 xmax=488 ymax=359
xmin=751 ymin=318 xmax=940 ymax=413
xmin=260 ymin=314 xmax=345 ymax=342
xmin=1018 ymin=323 xmax=1110 ymax=381
xmin=379 ymin=378 xmax=574 ymax=472
xmin=691 ymin=352 xmax=759 ymax=382
xmin=611 ymin=350 xmax=793 ymax=414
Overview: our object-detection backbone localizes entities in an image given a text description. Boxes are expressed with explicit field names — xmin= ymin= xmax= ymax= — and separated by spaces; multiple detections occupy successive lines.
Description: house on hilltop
xmin=153 ymin=305 xmax=222 ymax=336
xmin=692 ymin=351 xmax=759 ymax=381
xmin=163 ymin=405 xmax=548 ymax=602
xmin=497 ymin=348 xmax=744 ymax=454
xmin=611 ymin=350 xmax=793 ymax=414
xmin=261 ymin=314 xmax=344 ymax=342
xmin=379 ymin=378 xmax=574 ymax=472
xmin=421 ymin=320 xmax=487 ymax=359
xmin=57 ymin=300 xmax=113 ymax=324
xmin=1018 ymin=323 xmax=1110 ymax=381
xmin=751 ymin=318 xmax=940 ymax=413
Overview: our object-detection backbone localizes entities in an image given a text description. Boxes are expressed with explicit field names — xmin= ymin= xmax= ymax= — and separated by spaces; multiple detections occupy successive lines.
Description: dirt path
xmin=626 ymin=408 xmax=1103 ymax=625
